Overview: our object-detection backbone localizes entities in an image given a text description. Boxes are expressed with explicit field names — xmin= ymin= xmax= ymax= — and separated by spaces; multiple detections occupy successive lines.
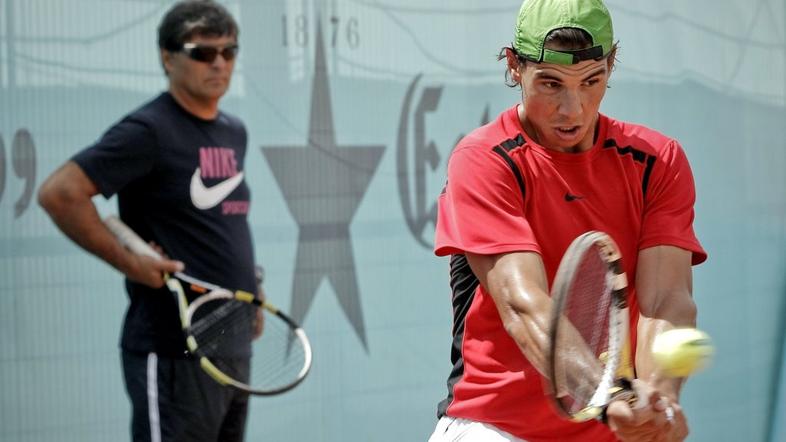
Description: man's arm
xmin=635 ymin=245 xmax=697 ymax=398
xmin=607 ymin=245 xmax=695 ymax=441
xmin=252 ymin=266 xmax=266 ymax=340
xmin=465 ymin=251 xmax=604 ymax=387
xmin=465 ymin=251 xmax=553 ymax=374
xmin=37 ymin=161 xmax=182 ymax=287
xmin=470 ymin=250 xmax=672 ymax=440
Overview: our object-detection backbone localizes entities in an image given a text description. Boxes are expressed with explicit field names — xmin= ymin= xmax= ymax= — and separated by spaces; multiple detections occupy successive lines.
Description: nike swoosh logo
xmin=190 ymin=168 xmax=245 ymax=210
xmin=564 ymin=192 xmax=584 ymax=202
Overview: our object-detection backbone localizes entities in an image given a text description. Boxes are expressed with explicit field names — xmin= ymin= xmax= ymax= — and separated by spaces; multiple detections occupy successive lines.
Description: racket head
xmin=105 ymin=216 xmax=312 ymax=395
xmin=548 ymin=231 xmax=629 ymax=421
xmin=182 ymin=286 xmax=312 ymax=396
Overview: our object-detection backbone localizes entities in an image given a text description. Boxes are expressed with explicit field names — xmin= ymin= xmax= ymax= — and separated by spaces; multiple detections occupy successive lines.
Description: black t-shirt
xmin=73 ymin=92 xmax=256 ymax=357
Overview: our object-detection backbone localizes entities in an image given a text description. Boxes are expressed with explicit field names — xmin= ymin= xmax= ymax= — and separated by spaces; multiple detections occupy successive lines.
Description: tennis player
xmin=37 ymin=1 xmax=260 ymax=441
xmin=429 ymin=0 xmax=706 ymax=440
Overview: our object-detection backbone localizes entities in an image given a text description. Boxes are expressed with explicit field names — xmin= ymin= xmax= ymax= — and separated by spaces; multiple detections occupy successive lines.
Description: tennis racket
xmin=547 ymin=231 xmax=635 ymax=422
xmin=104 ymin=215 xmax=312 ymax=395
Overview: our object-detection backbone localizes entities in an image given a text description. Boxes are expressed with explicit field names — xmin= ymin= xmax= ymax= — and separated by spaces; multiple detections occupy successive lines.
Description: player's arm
xmin=253 ymin=265 xmax=266 ymax=339
xmin=465 ymin=251 xmax=553 ymax=374
xmin=469 ymin=249 xmax=611 ymax=399
xmin=37 ymin=161 xmax=182 ymax=287
xmin=608 ymin=245 xmax=694 ymax=441
xmin=466 ymin=250 xmax=602 ymax=384
xmin=635 ymin=245 xmax=696 ymax=399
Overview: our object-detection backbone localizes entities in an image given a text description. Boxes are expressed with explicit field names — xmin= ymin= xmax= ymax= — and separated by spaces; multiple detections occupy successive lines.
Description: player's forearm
xmin=42 ymin=195 xmax=138 ymax=275
xmin=467 ymin=252 xmax=553 ymax=375
xmin=469 ymin=251 xmax=600 ymax=382
xmin=38 ymin=166 xmax=138 ymax=275
xmin=502 ymin=289 xmax=605 ymax=401
xmin=636 ymin=295 xmax=697 ymax=399
xmin=500 ymin=285 xmax=553 ymax=375
xmin=634 ymin=246 xmax=696 ymax=399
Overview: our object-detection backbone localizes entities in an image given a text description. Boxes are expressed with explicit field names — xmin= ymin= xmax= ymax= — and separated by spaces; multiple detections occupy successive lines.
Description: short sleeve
xmin=434 ymin=145 xmax=540 ymax=257
xmin=71 ymin=116 xmax=157 ymax=198
xmin=639 ymin=140 xmax=707 ymax=264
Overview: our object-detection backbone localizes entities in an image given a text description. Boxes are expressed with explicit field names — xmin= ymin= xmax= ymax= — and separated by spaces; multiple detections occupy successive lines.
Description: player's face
xmin=510 ymin=53 xmax=612 ymax=153
xmin=163 ymin=34 xmax=237 ymax=104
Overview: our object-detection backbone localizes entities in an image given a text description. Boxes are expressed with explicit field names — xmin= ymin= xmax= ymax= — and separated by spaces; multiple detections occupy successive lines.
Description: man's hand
xmin=253 ymin=306 xmax=265 ymax=340
xmin=606 ymin=379 xmax=689 ymax=442
xmin=253 ymin=268 xmax=266 ymax=340
xmin=619 ymin=245 xmax=695 ymax=441
xmin=125 ymin=254 xmax=184 ymax=288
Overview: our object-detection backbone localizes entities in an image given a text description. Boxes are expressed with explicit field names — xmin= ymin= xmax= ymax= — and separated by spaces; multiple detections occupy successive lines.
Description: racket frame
xmin=177 ymin=274 xmax=313 ymax=395
xmin=548 ymin=231 xmax=631 ymax=422
xmin=104 ymin=215 xmax=313 ymax=395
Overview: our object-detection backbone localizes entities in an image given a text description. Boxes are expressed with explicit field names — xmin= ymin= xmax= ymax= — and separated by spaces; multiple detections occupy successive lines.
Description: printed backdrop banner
xmin=0 ymin=1 xmax=784 ymax=441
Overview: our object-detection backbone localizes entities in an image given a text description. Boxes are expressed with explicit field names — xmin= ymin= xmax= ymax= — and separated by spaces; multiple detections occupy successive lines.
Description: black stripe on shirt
xmin=491 ymin=135 xmax=526 ymax=203
xmin=603 ymin=138 xmax=658 ymax=198
xmin=437 ymin=254 xmax=480 ymax=419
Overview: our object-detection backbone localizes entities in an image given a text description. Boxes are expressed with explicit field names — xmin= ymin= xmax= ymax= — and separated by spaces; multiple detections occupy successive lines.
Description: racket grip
xmin=600 ymin=378 xmax=637 ymax=424
xmin=104 ymin=215 xmax=162 ymax=260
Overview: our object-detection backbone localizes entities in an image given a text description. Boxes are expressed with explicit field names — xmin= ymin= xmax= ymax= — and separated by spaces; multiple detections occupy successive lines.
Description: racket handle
xmin=104 ymin=215 xmax=162 ymax=260
xmin=600 ymin=378 xmax=637 ymax=424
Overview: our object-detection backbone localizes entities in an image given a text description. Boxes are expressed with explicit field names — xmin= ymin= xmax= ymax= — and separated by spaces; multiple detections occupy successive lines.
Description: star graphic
xmin=261 ymin=20 xmax=385 ymax=350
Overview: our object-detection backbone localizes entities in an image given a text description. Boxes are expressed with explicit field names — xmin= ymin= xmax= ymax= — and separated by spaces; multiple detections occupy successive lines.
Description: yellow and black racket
xmin=105 ymin=215 xmax=312 ymax=396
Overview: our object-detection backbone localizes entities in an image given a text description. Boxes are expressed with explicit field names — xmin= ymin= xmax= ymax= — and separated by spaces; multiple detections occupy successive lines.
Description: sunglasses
xmin=180 ymin=43 xmax=239 ymax=63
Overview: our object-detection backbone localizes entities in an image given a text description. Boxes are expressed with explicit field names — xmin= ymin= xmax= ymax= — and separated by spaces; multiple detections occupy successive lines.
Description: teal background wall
xmin=1 ymin=1 xmax=785 ymax=441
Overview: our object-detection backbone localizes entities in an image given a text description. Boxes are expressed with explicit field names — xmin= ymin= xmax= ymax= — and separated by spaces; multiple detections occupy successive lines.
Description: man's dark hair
xmin=498 ymin=28 xmax=618 ymax=87
xmin=158 ymin=0 xmax=239 ymax=51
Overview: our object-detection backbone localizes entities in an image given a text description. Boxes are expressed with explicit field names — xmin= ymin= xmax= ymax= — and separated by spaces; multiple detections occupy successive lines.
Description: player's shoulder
xmin=216 ymin=109 xmax=246 ymax=131
xmin=602 ymin=114 xmax=681 ymax=157
xmin=132 ymin=92 xmax=174 ymax=116
xmin=118 ymin=92 xmax=180 ymax=130
xmin=94 ymin=94 xmax=168 ymax=137
xmin=454 ymin=105 xmax=524 ymax=156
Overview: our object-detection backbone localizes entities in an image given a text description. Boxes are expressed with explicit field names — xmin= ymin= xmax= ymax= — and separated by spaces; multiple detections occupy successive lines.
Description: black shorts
xmin=121 ymin=351 xmax=250 ymax=442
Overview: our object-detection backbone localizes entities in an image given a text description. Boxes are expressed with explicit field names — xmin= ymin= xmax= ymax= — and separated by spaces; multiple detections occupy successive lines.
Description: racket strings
xmin=187 ymin=297 xmax=309 ymax=394
xmin=189 ymin=299 xmax=255 ymax=358
xmin=569 ymin=250 xmax=612 ymax=351
xmin=249 ymin=315 xmax=307 ymax=390
xmin=555 ymin=245 xmax=614 ymax=414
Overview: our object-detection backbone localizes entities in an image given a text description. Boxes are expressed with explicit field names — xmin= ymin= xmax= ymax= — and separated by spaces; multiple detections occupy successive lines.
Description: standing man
xmin=38 ymin=1 xmax=260 ymax=441
xmin=429 ymin=0 xmax=706 ymax=441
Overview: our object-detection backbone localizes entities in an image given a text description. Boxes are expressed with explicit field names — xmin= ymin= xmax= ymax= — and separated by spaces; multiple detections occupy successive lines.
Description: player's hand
xmin=252 ymin=266 xmax=266 ymax=340
xmin=606 ymin=379 xmax=688 ymax=442
xmin=253 ymin=287 xmax=266 ymax=340
xmin=126 ymin=253 xmax=184 ymax=288
xmin=253 ymin=306 xmax=265 ymax=340
xmin=660 ymin=402 xmax=688 ymax=442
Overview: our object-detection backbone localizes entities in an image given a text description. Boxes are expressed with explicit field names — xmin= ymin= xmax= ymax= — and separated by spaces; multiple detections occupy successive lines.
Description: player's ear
xmin=161 ymin=49 xmax=173 ymax=76
xmin=605 ymin=44 xmax=618 ymax=76
xmin=505 ymin=48 xmax=524 ymax=84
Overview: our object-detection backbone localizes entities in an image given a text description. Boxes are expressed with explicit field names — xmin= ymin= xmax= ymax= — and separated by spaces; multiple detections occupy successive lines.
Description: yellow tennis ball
xmin=652 ymin=328 xmax=714 ymax=377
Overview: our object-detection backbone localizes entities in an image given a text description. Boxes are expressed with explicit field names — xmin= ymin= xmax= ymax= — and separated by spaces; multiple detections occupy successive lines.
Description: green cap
xmin=514 ymin=0 xmax=614 ymax=65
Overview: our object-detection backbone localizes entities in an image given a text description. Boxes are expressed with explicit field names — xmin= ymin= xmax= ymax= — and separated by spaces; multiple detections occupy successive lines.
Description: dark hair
xmin=157 ymin=0 xmax=238 ymax=51
xmin=498 ymin=28 xmax=619 ymax=87
xmin=544 ymin=27 xmax=595 ymax=51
